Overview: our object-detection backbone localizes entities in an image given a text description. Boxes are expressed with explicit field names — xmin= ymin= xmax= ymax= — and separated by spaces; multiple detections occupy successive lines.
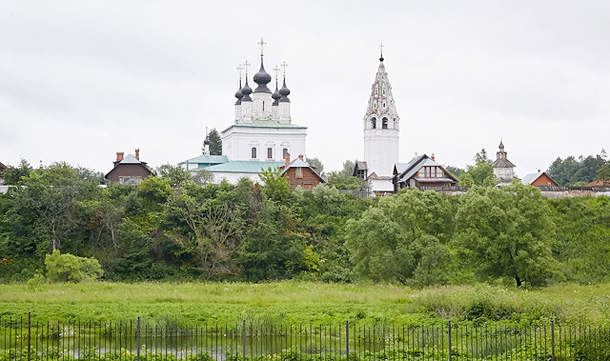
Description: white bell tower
xmin=363 ymin=45 xmax=400 ymax=178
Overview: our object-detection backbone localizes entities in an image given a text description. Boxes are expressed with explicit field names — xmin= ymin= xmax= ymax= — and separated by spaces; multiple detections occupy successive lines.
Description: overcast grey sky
xmin=1 ymin=0 xmax=609 ymax=177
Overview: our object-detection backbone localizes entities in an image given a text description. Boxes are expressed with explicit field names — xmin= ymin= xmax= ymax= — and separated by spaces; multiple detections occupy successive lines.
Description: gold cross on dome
xmin=243 ymin=60 xmax=250 ymax=76
xmin=258 ymin=37 xmax=266 ymax=56
xmin=236 ymin=64 xmax=244 ymax=79
xmin=273 ymin=66 xmax=280 ymax=80
xmin=281 ymin=61 xmax=288 ymax=77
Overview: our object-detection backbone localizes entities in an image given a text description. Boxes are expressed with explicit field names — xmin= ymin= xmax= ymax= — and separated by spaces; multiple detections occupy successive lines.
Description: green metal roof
xmin=179 ymin=155 xmax=228 ymax=165
xmin=222 ymin=119 xmax=307 ymax=133
xmin=206 ymin=161 xmax=284 ymax=173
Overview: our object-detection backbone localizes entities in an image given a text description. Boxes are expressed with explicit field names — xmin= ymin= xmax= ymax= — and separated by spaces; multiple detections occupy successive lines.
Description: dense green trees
xmin=346 ymin=190 xmax=454 ymax=286
xmin=549 ymin=196 xmax=610 ymax=283
xmin=455 ymin=183 xmax=563 ymax=287
xmin=456 ymin=149 xmax=496 ymax=186
xmin=547 ymin=151 xmax=607 ymax=185
xmin=2 ymin=161 xmax=610 ymax=288
xmin=207 ymin=129 xmax=222 ymax=155
xmin=45 ymin=250 xmax=103 ymax=282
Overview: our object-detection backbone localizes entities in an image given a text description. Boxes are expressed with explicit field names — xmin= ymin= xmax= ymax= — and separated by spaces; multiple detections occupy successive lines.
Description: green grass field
xmin=1 ymin=281 xmax=609 ymax=327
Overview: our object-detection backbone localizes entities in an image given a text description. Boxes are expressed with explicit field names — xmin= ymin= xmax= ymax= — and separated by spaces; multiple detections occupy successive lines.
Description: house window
xmin=418 ymin=169 xmax=424 ymax=177
xmin=267 ymin=147 xmax=273 ymax=159
xmin=251 ymin=147 xmax=257 ymax=159
xmin=296 ymin=167 xmax=303 ymax=178
xmin=283 ymin=148 xmax=288 ymax=158
xmin=382 ymin=118 xmax=388 ymax=129
xmin=119 ymin=176 xmax=142 ymax=185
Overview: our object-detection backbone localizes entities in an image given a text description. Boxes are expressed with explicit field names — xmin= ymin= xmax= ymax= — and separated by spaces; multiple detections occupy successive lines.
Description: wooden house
xmin=105 ymin=149 xmax=155 ymax=185
xmin=280 ymin=154 xmax=324 ymax=191
xmin=520 ymin=171 xmax=559 ymax=187
xmin=393 ymin=154 xmax=458 ymax=191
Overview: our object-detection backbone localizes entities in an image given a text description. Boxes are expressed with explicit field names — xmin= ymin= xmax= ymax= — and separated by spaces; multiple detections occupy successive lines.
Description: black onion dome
xmin=253 ymin=58 xmax=272 ymax=93
xmin=279 ymin=78 xmax=290 ymax=102
xmin=241 ymin=78 xmax=253 ymax=101
xmin=203 ymin=135 xmax=210 ymax=145
xmin=272 ymin=81 xmax=281 ymax=106
xmin=234 ymin=81 xmax=243 ymax=105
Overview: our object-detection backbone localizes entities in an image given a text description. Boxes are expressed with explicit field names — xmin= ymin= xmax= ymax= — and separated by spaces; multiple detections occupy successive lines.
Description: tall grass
xmin=1 ymin=281 xmax=609 ymax=327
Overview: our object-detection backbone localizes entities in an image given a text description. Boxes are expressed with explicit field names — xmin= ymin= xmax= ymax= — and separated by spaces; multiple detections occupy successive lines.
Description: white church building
xmin=353 ymin=50 xmax=400 ymax=193
xmin=180 ymin=42 xmax=308 ymax=184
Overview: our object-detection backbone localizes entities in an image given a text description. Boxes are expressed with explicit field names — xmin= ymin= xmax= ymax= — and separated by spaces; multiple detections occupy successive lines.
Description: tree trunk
xmin=52 ymin=224 xmax=57 ymax=250
xmin=515 ymin=275 xmax=522 ymax=287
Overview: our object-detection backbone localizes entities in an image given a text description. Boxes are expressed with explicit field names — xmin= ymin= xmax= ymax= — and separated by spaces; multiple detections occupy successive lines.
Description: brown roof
xmin=585 ymin=179 xmax=610 ymax=187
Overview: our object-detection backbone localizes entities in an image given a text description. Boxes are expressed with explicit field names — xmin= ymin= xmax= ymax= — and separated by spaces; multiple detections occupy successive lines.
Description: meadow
xmin=1 ymin=281 xmax=610 ymax=327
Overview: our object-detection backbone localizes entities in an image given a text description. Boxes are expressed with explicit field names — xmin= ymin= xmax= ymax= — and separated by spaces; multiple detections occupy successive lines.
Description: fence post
xmin=346 ymin=320 xmax=349 ymax=361
xmin=27 ymin=312 xmax=31 ymax=361
xmin=137 ymin=316 xmax=141 ymax=361
xmin=449 ymin=320 xmax=451 ymax=361
xmin=551 ymin=320 xmax=555 ymax=361
xmin=242 ymin=320 xmax=246 ymax=361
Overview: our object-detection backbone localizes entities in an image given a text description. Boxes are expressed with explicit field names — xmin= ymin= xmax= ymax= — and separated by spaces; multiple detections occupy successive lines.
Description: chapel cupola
xmin=278 ymin=61 xmax=291 ymax=123
xmin=253 ymin=58 xmax=272 ymax=93
xmin=234 ymin=77 xmax=244 ymax=105
xmin=250 ymin=38 xmax=274 ymax=120
xmin=238 ymin=72 xmax=253 ymax=123
xmin=492 ymin=140 xmax=516 ymax=183
xmin=241 ymin=78 xmax=253 ymax=101
xmin=202 ymin=130 xmax=211 ymax=155
xmin=272 ymin=79 xmax=281 ymax=106
xmin=271 ymin=65 xmax=281 ymax=120
xmin=279 ymin=78 xmax=291 ymax=102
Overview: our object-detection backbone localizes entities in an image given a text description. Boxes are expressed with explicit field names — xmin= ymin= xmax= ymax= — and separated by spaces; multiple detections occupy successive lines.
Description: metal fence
xmin=1 ymin=314 xmax=609 ymax=361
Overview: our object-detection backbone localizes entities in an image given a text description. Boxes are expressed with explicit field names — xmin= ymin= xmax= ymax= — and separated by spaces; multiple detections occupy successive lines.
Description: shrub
xmin=45 ymin=250 xmax=103 ymax=282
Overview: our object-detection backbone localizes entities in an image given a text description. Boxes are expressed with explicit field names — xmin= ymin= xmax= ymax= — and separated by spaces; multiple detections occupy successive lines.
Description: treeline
xmin=1 ymin=161 xmax=610 ymax=287
xmin=547 ymin=151 xmax=610 ymax=186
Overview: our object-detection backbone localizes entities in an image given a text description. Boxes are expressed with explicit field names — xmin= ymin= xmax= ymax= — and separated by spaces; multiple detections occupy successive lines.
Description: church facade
xmin=181 ymin=42 xmax=308 ymax=184
xmin=223 ymin=53 xmax=307 ymax=163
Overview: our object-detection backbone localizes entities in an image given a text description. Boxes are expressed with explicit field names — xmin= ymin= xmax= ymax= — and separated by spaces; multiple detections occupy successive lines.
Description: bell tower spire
xmin=363 ymin=46 xmax=400 ymax=179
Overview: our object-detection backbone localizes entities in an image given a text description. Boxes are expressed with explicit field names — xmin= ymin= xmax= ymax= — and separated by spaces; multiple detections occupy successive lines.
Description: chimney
xmin=298 ymin=154 xmax=304 ymax=161
xmin=284 ymin=153 xmax=290 ymax=168
xmin=431 ymin=153 xmax=435 ymax=161
xmin=116 ymin=152 xmax=124 ymax=162
xmin=135 ymin=149 xmax=140 ymax=160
